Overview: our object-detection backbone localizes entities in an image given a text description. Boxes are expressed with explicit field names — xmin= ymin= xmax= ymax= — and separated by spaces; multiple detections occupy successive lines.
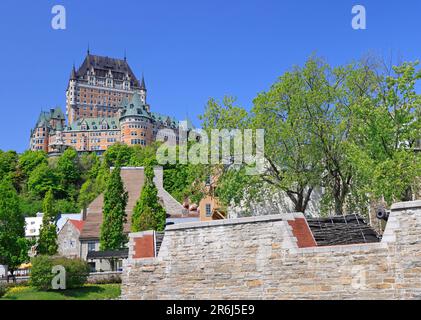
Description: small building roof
xmin=307 ymin=214 xmax=381 ymax=246
xmin=69 ymin=219 xmax=85 ymax=233
xmin=87 ymin=248 xmax=129 ymax=260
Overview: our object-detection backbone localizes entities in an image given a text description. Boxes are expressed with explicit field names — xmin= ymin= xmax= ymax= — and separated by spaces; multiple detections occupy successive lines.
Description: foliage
xmin=100 ymin=166 xmax=128 ymax=250
xmin=0 ymin=179 xmax=29 ymax=274
xmin=0 ymin=143 xmax=201 ymax=219
xmin=18 ymin=150 xmax=48 ymax=178
xmin=349 ymin=61 xmax=421 ymax=205
xmin=132 ymin=165 xmax=166 ymax=232
xmin=27 ymin=163 xmax=60 ymax=198
xmin=0 ymin=150 xmax=18 ymax=181
xmin=56 ymin=148 xmax=81 ymax=197
xmin=0 ymin=283 xmax=7 ymax=298
xmin=103 ymin=143 xmax=133 ymax=167
xmin=37 ymin=189 xmax=58 ymax=255
xmin=199 ymin=56 xmax=421 ymax=216
xmin=163 ymin=161 xmax=207 ymax=204
xmin=29 ymin=255 xmax=90 ymax=290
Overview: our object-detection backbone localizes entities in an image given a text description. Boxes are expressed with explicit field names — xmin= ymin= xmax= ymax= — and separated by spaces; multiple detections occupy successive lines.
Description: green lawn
xmin=1 ymin=284 xmax=121 ymax=300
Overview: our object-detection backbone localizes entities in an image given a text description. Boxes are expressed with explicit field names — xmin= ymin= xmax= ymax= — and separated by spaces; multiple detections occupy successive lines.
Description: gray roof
xmin=307 ymin=214 xmax=381 ymax=246
xmin=75 ymin=53 xmax=141 ymax=88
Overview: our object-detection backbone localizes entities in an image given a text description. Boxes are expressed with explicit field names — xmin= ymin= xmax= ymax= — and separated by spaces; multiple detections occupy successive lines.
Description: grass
xmin=0 ymin=284 xmax=121 ymax=300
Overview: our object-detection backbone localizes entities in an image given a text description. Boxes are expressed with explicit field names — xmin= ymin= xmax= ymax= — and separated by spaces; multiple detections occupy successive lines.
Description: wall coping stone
xmin=297 ymin=242 xmax=388 ymax=254
xmin=165 ymin=213 xmax=305 ymax=231
xmin=129 ymin=231 xmax=155 ymax=238
xmin=391 ymin=200 xmax=421 ymax=211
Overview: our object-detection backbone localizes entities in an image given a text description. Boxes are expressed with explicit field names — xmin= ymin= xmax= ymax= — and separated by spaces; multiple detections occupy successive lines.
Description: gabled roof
xmin=80 ymin=168 xmax=146 ymax=240
xmin=69 ymin=219 xmax=85 ymax=233
xmin=75 ymin=53 xmax=140 ymax=88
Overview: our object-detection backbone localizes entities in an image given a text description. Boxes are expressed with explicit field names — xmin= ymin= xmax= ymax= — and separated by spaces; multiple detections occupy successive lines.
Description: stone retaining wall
xmin=87 ymin=271 xmax=122 ymax=284
xmin=121 ymin=200 xmax=421 ymax=300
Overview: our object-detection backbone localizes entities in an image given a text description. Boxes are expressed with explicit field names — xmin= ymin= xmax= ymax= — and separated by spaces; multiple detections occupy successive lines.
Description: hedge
xmin=30 ymin=255 xmax=90 ymax=290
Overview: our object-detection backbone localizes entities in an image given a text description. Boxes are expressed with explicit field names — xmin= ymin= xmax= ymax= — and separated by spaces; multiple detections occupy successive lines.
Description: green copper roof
xmin=151 ymin=112 xmax=179 ymax=127
xmin=51 ymin=107 xmax=65 ymax=119
xmin=66 ymin=117 xmax=120 ymax=131
xmin=119 ymin=92 xmax=151 ymax=120
xmin=35 ymin=107 xmax=65 ymax=128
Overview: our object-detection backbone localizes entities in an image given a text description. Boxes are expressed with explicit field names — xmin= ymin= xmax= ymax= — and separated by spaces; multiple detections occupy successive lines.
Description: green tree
xmin=79 ymin=152 xmax=100 ymax=180
xmin=37 ymin=189 xmax=58 ymax=255
xmin=27 ymin=162 xmax=60 ymax=198
xmin=56 ymin=148 xmax=81 ymax=190
xmin=100 ymin=166 xmax=129 ymax=250
xmin=0 ymin=179 xmax=28 ymax=278
xmin=78 ymin=179 xmax=99 ymax=211
xmin=349 ymin=61 xmax=421 ymax=205
xmin=0 ymin=150 xmax=18 ymax=180
xmin=129 ymin=144 xmax=157 ymax=167
xmin=103 ymin=143 xmax=133 ymax=167
xmin=17 ymin=150 xmax=48 ymax=178
xmin=132 ymin=165 xmax=166 ymax=232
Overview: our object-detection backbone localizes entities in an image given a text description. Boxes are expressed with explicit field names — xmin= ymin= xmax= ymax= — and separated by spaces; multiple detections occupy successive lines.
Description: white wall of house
xmin=228 ymin=187 xmax=324 ymax=218
xmin=0 ymin=265 xmax=7 ymax=278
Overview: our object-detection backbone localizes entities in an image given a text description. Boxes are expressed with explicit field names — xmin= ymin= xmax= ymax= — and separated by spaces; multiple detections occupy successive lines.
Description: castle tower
xmin=65 ymin=52 xmax=142 ymax=124
xmin=119 ymin=92 xmax=153 ymax=147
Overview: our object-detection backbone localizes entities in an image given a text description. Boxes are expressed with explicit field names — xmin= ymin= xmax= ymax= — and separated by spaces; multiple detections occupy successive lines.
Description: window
xmin=88 ymin=242 xmax=96 ymax=252
xmin=205 ymin=204 xmax=212 ymax=217
xmin=88 ymin=262 xmax=96 ymax=273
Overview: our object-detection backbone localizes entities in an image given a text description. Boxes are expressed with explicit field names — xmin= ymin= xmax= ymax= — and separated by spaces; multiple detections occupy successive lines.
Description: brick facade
xmin=29 ymin=52 xmax=183 ymax=155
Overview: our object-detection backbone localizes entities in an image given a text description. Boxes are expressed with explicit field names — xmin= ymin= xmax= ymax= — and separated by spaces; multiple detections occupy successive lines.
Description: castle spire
xmin=140 ymin=73 xmax=146 ymax=90
xmin=70 ymin=63 xmax=77 ymax=80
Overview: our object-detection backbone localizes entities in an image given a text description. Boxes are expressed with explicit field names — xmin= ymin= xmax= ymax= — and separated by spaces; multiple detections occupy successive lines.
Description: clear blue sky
xmin=0 ymin=0 xmax=420 ymax=152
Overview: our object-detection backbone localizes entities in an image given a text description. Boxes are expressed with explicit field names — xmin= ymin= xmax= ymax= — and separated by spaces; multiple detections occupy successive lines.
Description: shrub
xmin=0 ymin=283 xmax=7 ymax=298
xmin=30 ymin=255 xmax=90 ymax=290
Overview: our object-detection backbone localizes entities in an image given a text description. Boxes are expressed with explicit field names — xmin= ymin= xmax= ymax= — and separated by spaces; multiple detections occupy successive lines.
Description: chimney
xmin=82 ymin=207 xmax=87 ymax=221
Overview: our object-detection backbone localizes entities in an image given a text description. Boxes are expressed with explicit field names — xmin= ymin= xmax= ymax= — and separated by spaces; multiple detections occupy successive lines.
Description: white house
xmin=24 ymin=212 xmax=83 ymax=239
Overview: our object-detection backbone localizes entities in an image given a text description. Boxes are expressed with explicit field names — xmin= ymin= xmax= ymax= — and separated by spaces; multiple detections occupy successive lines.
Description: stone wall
xmin=87 ymin=271 xmax=122 ymax=284
xmin=57 ymin=220 xmax=80 ymax=258
xmin=121 ymin=200 xmax=421 ymax=300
